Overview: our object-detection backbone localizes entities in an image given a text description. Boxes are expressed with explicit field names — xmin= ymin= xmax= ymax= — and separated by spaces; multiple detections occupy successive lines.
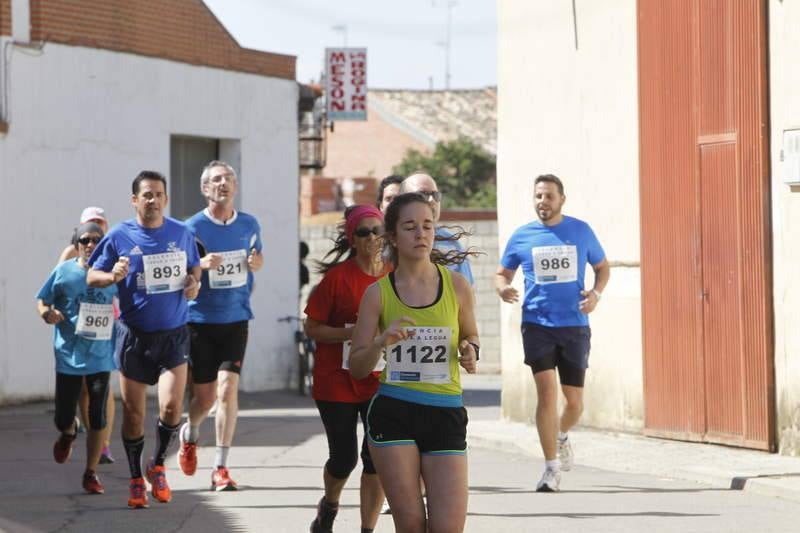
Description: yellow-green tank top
xmin=377 ymin=264 xmax=462 ymax=406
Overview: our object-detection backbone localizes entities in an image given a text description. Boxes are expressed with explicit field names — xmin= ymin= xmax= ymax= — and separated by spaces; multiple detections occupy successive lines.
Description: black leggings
xmin=54 ymin=372 xmax=110 ymax=432
xmin=315 ymin=399 xmax=376 ymax=479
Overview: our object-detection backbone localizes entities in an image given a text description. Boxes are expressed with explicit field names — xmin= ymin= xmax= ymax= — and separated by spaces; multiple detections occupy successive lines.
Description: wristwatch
xmin=467 ymin=341 xmax=481 ymax=361
xmin=591 ymin=289 xmax=602 ymax=301
xmin=41 ymin=309 xmax=52 ymax=322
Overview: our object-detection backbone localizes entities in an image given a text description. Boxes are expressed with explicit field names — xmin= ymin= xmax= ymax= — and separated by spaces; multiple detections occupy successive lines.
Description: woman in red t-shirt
xmin=304 ymin=205 xmax=388 ymax=533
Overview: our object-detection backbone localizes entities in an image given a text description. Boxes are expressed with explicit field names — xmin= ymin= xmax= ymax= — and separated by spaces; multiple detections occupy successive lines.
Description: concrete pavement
xmin=1 ymin=374 xmax=799 ymax=532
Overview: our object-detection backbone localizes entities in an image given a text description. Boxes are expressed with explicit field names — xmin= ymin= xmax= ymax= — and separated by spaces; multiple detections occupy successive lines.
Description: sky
xmin=204 ymin=0 xmax=497 ymax=90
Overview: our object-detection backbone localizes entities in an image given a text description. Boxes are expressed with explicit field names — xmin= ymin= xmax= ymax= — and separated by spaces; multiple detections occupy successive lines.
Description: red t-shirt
xmin=304 ymin=258 xmax=385 ymax=403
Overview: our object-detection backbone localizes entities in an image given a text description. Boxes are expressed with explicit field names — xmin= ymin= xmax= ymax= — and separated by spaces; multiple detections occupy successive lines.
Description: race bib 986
xmin=532 ymin=245 xmax=577 ymax=284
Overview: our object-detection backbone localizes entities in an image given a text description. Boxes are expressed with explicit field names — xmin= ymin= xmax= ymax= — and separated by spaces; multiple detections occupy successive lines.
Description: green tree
xmin=392 ymin=137 xmax=496 ymax=209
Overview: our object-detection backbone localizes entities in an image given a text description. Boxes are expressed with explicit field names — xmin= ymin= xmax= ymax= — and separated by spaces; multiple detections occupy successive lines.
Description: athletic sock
xmin=153 ymin=419 xmax=180 ymax=467
xmin=558 ymin=432 xmax=569 ymax=442
xmin=123 ymin=435 xmax=145 ymax=479
xmin=182 ymin=422 xmax=200 ymax=444
xmin=215 ymin=446 xmax=230 ymax=468
xmin=545 ymin=459 xmax=561 ymax=472
xmin=361 ymin=529 xmax=374 ymax=533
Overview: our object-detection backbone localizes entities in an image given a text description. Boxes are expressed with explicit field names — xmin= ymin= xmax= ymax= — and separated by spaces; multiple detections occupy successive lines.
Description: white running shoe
xmin=557 ymin=437 xmax=573 ymax=471
xmin=536 ymin=468 xmax=561 ymax=492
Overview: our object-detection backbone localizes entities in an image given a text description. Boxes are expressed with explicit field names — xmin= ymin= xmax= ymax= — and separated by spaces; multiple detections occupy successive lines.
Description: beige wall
xmin=769 ymin=0 xmax=800 ymax=456
xmin=497 ymin=0 xmax=642 ymax=429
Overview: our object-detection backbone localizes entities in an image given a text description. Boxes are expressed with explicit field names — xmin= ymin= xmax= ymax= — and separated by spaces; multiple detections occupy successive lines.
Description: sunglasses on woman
xmin=353 ymin=226 xmax=384 ymax=238
xmin=77 ymin=236 xmax=102 ymax=245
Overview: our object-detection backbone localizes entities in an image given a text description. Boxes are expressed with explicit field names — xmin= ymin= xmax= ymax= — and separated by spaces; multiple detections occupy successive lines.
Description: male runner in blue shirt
xmin=177 ymin=160 xmax=263 ymax=492
xmin=496 ymin=174 xmax=610 ymax=493
xmin=88 ymin=170 xmax=201 ymax=508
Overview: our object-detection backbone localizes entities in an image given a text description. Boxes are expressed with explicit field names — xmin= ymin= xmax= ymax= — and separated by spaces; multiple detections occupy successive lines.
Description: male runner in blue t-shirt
xmin=176 ymin=160 xmax=263 ymax=492
xmin=496 ymin=174 xmax=610 ymax=493
xmin=88 ymin=171 xmax=201 ymax=508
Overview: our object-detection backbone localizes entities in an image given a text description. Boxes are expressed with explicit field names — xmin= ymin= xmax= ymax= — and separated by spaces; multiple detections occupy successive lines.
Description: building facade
xmin=497 ymin=0 xmax=800 ymax=454
xmin=0 ymin=0 xmax=300 ymax=401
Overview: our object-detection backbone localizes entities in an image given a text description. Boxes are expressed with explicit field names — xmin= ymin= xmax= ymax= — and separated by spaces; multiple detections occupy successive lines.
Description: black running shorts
xmin=188 ymin=321 xmax=249 ymax=384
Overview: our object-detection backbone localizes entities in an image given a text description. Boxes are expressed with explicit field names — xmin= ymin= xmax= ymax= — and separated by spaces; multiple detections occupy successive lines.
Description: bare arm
xmin=495 ymin=266 xmax=519 ymax=304
xmin=183 ymin=266 xmax=202 ymax=300
xmin=579 ymin=258 xmax=611 ymax=314
xmin=37 ymin=299 xmax=64 ymax=324
xmin=304 ymin=317 xmax=352 ymax=343
xmin=453 ymin=273 xmax=478 ymax=373
xmin=87 ymin=257 xmax=129 ymax=288
xmin=349 ymin=284 xmax=416 ymax=380
xmin=57 ymin=245 xmax=77 ymax=264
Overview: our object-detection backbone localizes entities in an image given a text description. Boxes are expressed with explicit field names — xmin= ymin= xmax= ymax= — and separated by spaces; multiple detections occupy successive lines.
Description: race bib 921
xmin=209 ymin=250 xmax=248 ymax=289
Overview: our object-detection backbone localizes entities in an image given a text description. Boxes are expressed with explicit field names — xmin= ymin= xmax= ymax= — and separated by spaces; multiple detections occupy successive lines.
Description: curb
xmin=468 ymin=421 xmax=800 ymax=504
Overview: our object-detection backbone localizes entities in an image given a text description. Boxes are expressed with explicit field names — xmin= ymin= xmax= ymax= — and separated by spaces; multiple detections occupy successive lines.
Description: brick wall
xmin=27 ymin=0 xmax=295 ymax=80
xmin=300 ymin=217 xmax=501 ymax=373
xmin=0 ymin=0 xmax=10 ymax=36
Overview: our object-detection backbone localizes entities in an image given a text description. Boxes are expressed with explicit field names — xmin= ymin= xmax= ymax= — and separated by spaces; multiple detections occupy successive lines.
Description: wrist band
xmin=592 ymin=289 xmax=602 ymax=301
xmin=467 ymin=341 xmax=481 ymax=361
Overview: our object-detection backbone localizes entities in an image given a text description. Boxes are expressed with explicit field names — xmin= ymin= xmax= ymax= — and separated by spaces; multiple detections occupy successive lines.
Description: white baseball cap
xmin=79 ymin=206 xmax=107 ymax=224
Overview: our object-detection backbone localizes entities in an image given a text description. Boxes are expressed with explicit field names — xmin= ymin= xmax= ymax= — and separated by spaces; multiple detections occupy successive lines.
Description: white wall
xmin=497 ymin=0 xmax=642 ymax=429
xmin=769 ymin=0 xmax=800 ymax=456
xmin=0 ymin=43 xmax=299 ymax=401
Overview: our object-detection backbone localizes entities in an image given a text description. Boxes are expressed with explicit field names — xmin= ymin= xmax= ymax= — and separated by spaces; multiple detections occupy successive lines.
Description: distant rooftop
xmin=369 ymin=88 xmax=497 ymax=155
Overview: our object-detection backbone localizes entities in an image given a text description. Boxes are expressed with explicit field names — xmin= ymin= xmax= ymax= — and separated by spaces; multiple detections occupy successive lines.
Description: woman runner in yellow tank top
xmin=350 ymin=192 xmax=480 ymax=533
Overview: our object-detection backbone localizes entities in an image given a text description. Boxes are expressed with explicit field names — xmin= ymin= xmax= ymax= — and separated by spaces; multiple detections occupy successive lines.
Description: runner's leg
xmin=420 ymin=454 xmax=468 ymax=533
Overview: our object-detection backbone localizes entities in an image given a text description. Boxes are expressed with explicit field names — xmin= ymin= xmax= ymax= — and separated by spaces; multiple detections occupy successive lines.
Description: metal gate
xmin=637 ymin=0 xmax=774 ymax=450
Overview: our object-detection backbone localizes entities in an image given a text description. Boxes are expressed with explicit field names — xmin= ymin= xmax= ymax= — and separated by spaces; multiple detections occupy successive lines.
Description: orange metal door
xmin=637 ymin=0 xmax=774 ymax=450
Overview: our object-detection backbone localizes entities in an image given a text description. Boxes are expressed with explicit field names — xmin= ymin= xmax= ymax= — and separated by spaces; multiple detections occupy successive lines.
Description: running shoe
xmin=128 ymin=477 xmax=148 ymax=508
xmin=99 ymin=444 xmax=115 ymax=464
xmin=536 ymin=467 xmax=561 ymax=493
xmin=82 ymin=470 xmax=105 ymax=494
xmin=145 ymin=462 xmax=172 ymax=503
xmin=53 ymin=432 xmax=77 ymax=464
xmin=211 ymin=466 xmax=238 ymax=492
xmin=557 ymin=437 xmax=573 ymax=471
xmin=177 ymin=423 xmax=197 ymax=476
xmin=310 ymin=497 xmax=338 ymax=533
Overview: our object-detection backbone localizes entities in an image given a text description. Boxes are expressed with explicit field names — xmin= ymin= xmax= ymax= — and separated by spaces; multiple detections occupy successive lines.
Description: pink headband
xmin=346 ymin=205 xmax=384 ymax=243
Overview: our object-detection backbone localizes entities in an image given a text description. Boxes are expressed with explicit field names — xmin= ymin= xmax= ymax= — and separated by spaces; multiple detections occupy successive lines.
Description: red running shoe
xmin=127 ymin=477 xmax=148 ymax=508
xmin=177 ymin=425 xmax=197 ymax=476
xmin=53 ymin=432 xmax=76 ymax=464
xmin=145 ymin=462 xmax=172 ymax=503
xmin=82 ymin=470 xmax=105 ymax=494
xmin=211 ymin=466 xmax=238 ymax=492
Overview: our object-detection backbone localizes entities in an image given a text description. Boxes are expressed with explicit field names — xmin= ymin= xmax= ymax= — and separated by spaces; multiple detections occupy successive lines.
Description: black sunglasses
xmin=353 ymin=226 xmax=384 ymax=238
xmin=419 ymin=190 xmax=442 ymax=203
xmin=77 ymin=236 xmax=102 ymax=245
